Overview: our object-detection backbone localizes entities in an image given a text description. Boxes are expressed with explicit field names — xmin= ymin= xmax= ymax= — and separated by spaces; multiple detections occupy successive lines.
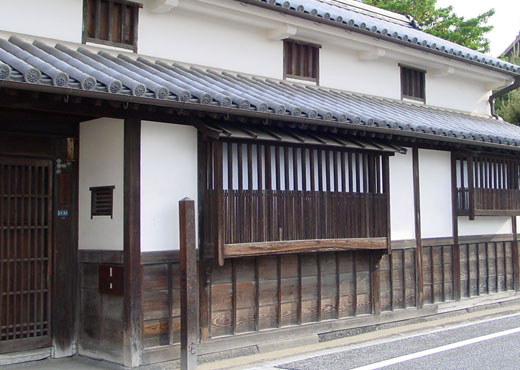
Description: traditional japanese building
xmin=1 ymin=0 xmax=520 ymax=367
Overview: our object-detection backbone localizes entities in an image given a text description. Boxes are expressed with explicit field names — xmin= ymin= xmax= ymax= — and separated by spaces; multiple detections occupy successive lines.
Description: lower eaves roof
xmin=1 ymin=35 xmax=520 ymax=150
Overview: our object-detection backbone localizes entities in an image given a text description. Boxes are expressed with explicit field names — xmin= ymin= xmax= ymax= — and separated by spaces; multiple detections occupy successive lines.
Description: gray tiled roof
xmin=2 ymin=35 xmax=520 ymax=148
xmin=242 ymin=0 xmax=520 ymax=74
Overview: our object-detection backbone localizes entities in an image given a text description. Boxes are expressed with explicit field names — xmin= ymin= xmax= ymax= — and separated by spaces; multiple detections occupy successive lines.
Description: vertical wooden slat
xmin=353 ymin=252 xmax=358 ymax=316
xmin=389 ymin=252 xmax=394 ymax=311
xmin=402 ymin=249 xmax=406 ymax=307
xmin=291 ymin=42 xmax=298 ymax=78
xmin=468 ymin=156 xmax=475 ymax=220
xmin=335 ymin=252 xmax=340 ymax=319
xmin=441 ymin=245 xmax=446 ymax=302
xmin=297 ymin=254 xmax=303 ymax=324
xmin=277 ymin=255 xmax=282 ymax=327
xmin=94 ymin=0 xmax=101 ymax=39
xmin=317 ymin=253 xmax=322 ymax=322
xmin=512 ymin=216 xmax=519 ymax=291
xmin=371 ymin=252 xmax=382 ymax=315
xmin=310 ymin=149 xmax=316 ymax=239
xmin=254 ymin=257 xmax=260 ymax=331
xmin=284 ymin=146 xmax=290 ymax=240
xmin=237 ymin=144 xmax=243 ymax=244
xmin=485 ymin=242 xmax=490 ymax=295
xmin=4 ymin=163 xmax=11 ymax=338
xmin=247 ymin=143 xmax=253 ymax=243
xmin=275 ymin=146 xmax=281 ymax=240
xmin=20 ymin=165 xmax=26 ymax=338
xmin=40 ymin=165 xmax=45 ymax=337
xmin=231 ymin=259 xmax=237 ymax=334
xmin=228 ymin=143 xmax=234 ymax=243
xmin=495 ymin=242 xmax=499 ymax=292
xmin=293 ymin=147 xmax=300 ymax=239
xmin=120 ymin=4 xmax=126 ymax=46
xmin=13 ymin=165 xmax=18 ymax=339
xmin=257 ymin=145 xmax=264 ymax=242
xmin=168 ymin=264 xmax=174 ymax=344
xmin=265 ymin=144 xmax=273 ymax=241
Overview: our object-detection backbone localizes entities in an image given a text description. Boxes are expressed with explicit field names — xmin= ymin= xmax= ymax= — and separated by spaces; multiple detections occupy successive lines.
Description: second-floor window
xmin=283 ymin=40 xmax=320 ymax=83
xmin=83 ymin=0 xmax=141 ymax=52
xmin=401 ymin=66 xmax=425 ymax=102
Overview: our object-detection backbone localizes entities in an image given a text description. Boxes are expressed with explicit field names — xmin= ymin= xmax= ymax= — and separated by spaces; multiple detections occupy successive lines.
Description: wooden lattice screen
xmin=0 ymin=158 xmax=52 ymax=353
xmin=201 ymin=140 xmax=391 ymax=264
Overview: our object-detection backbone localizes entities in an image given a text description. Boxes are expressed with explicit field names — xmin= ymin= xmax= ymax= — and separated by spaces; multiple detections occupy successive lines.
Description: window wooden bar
xmin=284 ymin=40 xmax=320 ymax=83
xmin=83 ymin=0 xmax=141 ymax=52
xmin=456 ymin=154 xmax=520 ymax=216
xmin=204 ymin=140 xmax=391 ymax=260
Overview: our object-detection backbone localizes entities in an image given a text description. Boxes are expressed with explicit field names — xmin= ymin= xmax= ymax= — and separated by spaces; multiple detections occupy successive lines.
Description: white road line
xmin=250 ymin=311 xmax=520 ymax=370
xmin=350 ymin=326 xmax=520 ymax=370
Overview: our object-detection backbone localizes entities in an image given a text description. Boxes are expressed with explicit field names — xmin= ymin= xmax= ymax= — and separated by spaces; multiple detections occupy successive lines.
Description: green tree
xmin=363 ymin=0 xmax=494 ymax=53
xmin=495 ymin=55 xmax=520 ymax=125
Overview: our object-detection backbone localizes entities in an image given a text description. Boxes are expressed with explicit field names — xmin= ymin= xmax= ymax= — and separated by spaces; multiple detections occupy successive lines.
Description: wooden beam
xmin=450 ymin=153 xmax=461 ymax=301
xmin=223 ymin=237 xmax=387 ymax=258
xmin=412 ymin=148 xmax=424 ymax=308
xmin=179 ymin=198 xmax=199 ymax=370
xmin=123 ymin=118 xmax=142 ymax=368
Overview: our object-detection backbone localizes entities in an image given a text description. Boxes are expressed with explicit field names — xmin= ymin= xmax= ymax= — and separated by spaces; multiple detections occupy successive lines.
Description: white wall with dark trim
xmin=389 ymin=149 xmax=415 ymax=240
xmin=78 ymin=118 xmax=124 ymax=250
xmin=140 ymin=121 xmax=198 ymax=251
xmin=418 ymin=149 xmax=453 ymax=238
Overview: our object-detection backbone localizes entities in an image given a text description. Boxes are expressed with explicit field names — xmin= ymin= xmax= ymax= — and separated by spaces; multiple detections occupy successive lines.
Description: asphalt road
xmin=262 ymin=313 xmax=520 ymax=370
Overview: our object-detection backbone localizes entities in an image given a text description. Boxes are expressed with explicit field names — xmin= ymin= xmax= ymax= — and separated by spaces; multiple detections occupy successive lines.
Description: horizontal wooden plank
xmin=223 ymin=238 xmax=387 ymax=258
xmin=141 ymin=250 xmax=180 ymax=265
xmin=78 ymin=250 xmax=123 ymax=264
xmin=474 ymin=209 xmax=520 ymax=216
xmin=391 ymin=234 xmax=514 ymax=249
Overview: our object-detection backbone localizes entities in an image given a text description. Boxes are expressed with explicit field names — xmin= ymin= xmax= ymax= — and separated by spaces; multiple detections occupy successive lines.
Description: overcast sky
xmin=435 ymin=0 xmax=519 ymax=57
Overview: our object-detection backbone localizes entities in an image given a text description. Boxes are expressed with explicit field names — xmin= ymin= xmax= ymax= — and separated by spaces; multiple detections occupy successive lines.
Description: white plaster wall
xmin=426 ymin=74 xmax=491 ymax=115
xmin=320 ymin=42 xmax=401 ymax=99
xmin=419 ymin=149 xmax=452 ymax=238
xmin=138 ymin=8 xmax=282 ymax=79
xmin=458 ymin=216 xmax=512 ymax=236
xmin=79 ymin=118 xmax=124 ymax=250
xmin=141 ymin=121 xmax=198 ymax=251
xmin=389 ymin=150 xmax=415 ymax=240
xmin=0 ymin=0 xmax=82 ymax=43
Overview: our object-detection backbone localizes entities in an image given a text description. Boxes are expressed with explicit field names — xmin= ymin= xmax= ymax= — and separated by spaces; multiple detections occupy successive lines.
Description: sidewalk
xmin=2 ymin=300 xmax=520 ymax=369
xmin=199 ymin=301 xmax=520 ymax=370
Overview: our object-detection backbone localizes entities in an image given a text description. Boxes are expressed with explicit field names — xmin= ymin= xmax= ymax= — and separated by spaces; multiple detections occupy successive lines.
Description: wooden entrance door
xmin=0 ymin=157 xmax=53 ymax=354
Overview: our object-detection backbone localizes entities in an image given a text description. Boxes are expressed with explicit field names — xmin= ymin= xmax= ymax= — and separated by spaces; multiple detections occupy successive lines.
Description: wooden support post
xmin=123 ymin=118 xmax=142 ymax=368
xmin=412 ymin=148 xmax=424 ymax=308
xmin=451 ymin=153 xmax=461 ymax=301
xmin=512 ymin=216 xmax=519 ymax=292
xmin=180 ymin=198 xmax=199 ymax=370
